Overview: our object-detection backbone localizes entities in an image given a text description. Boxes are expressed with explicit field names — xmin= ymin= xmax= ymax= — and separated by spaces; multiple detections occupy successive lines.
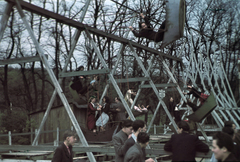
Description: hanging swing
xmin=187 ymin=91 xmax=217 ymax=122
xmin=161 ymin=0 xmax=185 ymax=48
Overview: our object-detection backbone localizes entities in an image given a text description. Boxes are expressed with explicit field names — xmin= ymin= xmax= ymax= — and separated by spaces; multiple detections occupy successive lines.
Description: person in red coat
xmin=87 ymin=96 xmax=101 ymax=132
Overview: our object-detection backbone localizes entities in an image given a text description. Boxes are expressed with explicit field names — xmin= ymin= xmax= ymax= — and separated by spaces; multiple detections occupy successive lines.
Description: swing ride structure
xmin=0 ymin=0 xmax=239 ymax=161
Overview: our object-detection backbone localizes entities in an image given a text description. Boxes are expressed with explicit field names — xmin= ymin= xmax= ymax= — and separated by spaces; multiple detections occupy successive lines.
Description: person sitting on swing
xmin=184 ymin=85 xmax=209 ymax=112
xmin=129 ymin=13 xmax=166 ymax=42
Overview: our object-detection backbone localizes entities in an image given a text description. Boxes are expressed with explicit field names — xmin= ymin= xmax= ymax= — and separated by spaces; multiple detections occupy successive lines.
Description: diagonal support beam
xmin=13 ymin=0 xmax=96 ymax=161
xmin=84 ymin=27 xmax=135 ymax=121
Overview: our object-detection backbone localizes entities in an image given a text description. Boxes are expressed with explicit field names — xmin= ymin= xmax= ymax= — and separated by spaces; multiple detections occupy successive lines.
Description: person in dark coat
xmin=112 ymin=97 xmax=127 ymax=121
xmin=124 ymin=132 xmax=153 ymax=162
xmin=164 ymin=120 xmax=209 ymax=161
xmin=87 ymin=96 xmax=101 ymax=132
xmin=123 ymin=120 xmax=154 ymax=162
xmin=52 ymin=130 xmax=77 ymax=162
xmin=212 ymin=131 xmax=238 ymax=162
xmin=129 ymin=13 xmax=166 ymax=42
xmin=112 ymin=119 xmax=133 ymax=162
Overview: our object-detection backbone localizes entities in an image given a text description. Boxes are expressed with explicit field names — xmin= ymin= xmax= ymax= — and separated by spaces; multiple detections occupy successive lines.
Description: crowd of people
xmin=59 ymin=65 xmax=240 ymax=162
xmin=52 ymin=119 xmax=240 ymax=162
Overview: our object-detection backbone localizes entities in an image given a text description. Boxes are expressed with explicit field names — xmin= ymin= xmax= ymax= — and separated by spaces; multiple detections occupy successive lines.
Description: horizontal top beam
xmin=5 ymin=0 xmax=182 ymax=62
xmin=59 ymin=69 xmax=110 ymax=78
xmin=108 ymin=77 xmax=150 ymax=83
xmin=139 ymin=83 xmax=178 ymax=88
xmin=0 ymin=55 xmax=42 ymax=65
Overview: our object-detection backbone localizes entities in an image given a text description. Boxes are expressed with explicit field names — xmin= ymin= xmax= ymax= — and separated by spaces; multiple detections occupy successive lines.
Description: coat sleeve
xmin=132 ymin=30 xmax=142 ymax=37
xmin=88 ymin=103 xmax=97 ymax=111
xmin=125 ymin=152 xmax=143 ymax=162
xmin=113 ymin=135 xmax=129 ymax=157
xmin=103 ymin=103 xmax=110 ymax=113
xmin=195 ymin=136 xmax=209 ymax=152
xmin=164 ymin=135 xmax=173 ymax=152
xmin=52 ymin=147 xmax=62 ymax=162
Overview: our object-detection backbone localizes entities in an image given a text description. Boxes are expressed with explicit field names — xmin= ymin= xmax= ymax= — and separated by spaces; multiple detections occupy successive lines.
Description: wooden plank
xmin=5 ymin=0 xmax=182 ymax=62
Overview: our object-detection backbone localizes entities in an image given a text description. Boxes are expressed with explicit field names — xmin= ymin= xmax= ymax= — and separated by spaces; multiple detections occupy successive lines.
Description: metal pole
xmin=15 ymin=1 xmax=96 ymax=161
xmin=0 ymin=3 xmax=13 ymax=42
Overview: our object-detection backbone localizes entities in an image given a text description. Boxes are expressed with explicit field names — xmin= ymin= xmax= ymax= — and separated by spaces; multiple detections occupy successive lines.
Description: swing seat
xmin=161 ymin=0 xmax=185 ymax=48
xmin=132 ymin=110 xmax=148 ymax=117
xmin=187 ymin=91 xmax=217 ymax=122
xmin=69 ymin=81 xmax=87 ymax=105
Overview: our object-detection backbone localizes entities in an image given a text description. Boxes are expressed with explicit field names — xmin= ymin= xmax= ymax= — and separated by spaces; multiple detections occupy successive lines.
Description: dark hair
xmin=63 ymin=130 xmax=76 ymax=141
xmin=222 ymin=127 xmax=234 ymax=138
xmin=213 ymin=131 xmax=234 ymax=152
xmin=224 ymin=121 xmax=234 ymax=128
xmin=115 ymin=97 xmax=120 ymax=102
xmin=103 ymin=96 xmax=110 ymax=104
xmin=122 ymin=119 xmax=133 ymax=128
xmin=132 ymin=120 xmax=145 ymax=132
xmin=177 ymin=120 xmax=190 ymax=131
xmin=76 ymin=66 xmax=84 ymax=71
xmin=137 ymin=132 xmax=149 ymax=144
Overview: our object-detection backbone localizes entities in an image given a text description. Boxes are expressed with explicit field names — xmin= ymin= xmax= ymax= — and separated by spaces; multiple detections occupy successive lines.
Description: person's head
xmin=170 ymin=97 xmax=174 ymax=102
xmin=63 ymin=130 xmax=77 ymax=146
xmin=139 ymin=22 xmax=147 ymax=29
xmin=222 ymin=127 xmax=235 ymax=139
xmin=132 ymin=120 xmax=146 ymax=133
xmin=76 ymin=66 xmax=84 ymax=71
xmin=89 ymin=96 xmax=96 ymax=103
xmin=121 ymin=119 xmax=133 ymax=135
xmin=177 ymin=120 xmax=190 ymax=134
xmin=115 ymin=97 xmax=120 ymax=103
xmin=103 ymin=96 xmax=110 ymax=104
xmin=212 ymin=131 xmax=234 ymax=161
xmin=137 ymin=132 xmax=150 ymax=148
xmin=224 ymin=121 xmax=236 ymax=133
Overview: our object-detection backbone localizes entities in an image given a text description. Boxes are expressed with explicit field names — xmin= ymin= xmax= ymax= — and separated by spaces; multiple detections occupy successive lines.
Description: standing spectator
xmin=112 ymin=119 xmax=133 ymax=162
xmin=124 ymin=132 xmax=154 ymax=162
xmin=52 ymin=130 xmax=77 ymax=162
xmin=112 ymin=97 xmax=127 ymax=121
xmin=123 ymin=120 xmax=154 ymax=162
xmin=166 ymin=97 xmax=176 ymax=124
xmin=124 ymin=120 xmax=147 ymax=154
xmin=164 ymin=120 xmax=209 ymax=161
xmin=96 ymin=96 xmax=110 ymax=131
xmin=212 ymin=131 xmax=238 ymax=161
xmin=87 ymin=96 xmax=101 ymax=132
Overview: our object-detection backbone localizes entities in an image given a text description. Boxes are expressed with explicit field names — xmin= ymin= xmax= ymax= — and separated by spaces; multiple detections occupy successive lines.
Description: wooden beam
xmin=59 ymin=69 xmax=110 ymax=78
xmin=5 ymin=0 xmax=182 ymax=62
xmin=0 ymin=55 xmax=42 ymax=65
